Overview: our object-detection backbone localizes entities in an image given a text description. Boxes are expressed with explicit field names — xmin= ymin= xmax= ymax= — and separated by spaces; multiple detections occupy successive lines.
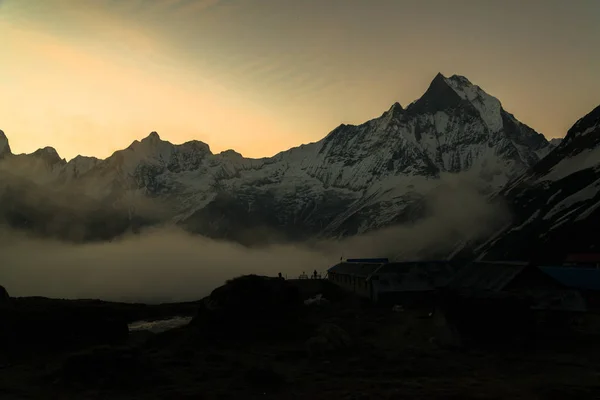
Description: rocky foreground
xmin=1 ymin=279 xmax=600 ymax=399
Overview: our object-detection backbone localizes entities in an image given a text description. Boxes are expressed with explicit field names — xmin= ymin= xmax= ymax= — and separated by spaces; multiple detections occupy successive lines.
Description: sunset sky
xmin=1 ymin=0 xmax=599 ymax=161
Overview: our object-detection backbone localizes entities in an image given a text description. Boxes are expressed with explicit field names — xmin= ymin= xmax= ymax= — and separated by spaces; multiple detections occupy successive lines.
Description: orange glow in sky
xmin=1 ymin=0 xmax=599 ymax=160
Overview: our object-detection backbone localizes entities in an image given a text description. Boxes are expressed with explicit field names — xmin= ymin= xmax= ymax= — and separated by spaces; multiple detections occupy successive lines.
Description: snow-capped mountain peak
xmin=59 ymin=155 xmax=101 ymax=180
xmin=387 ymin=102 xmax=404 ymax=114
xmin=444 ymin=74 xmax=503 ymax=133
xmin=107 ymin=131 xmax=214 ymax=177
xmin=477 ymin=103 xmax=600 ymax=261
xmin=406 ymin=73 xmax=464 ymax=115
xmin=565 ymin=105 xmax=600 ymax=142
xmin=0 ymin=73 xmax=562 ymax=245
xmin=406 ymin=73 xmax=504 ymax=134
xmin=31 ymin=146 xmax=65 ymax=166
xmin=143 ymin=131 xmax=161 ymax=143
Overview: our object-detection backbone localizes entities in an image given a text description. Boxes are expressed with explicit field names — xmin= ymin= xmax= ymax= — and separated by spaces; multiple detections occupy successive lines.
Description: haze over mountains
xmin=1 ymin=72 xmax=598 ymax=264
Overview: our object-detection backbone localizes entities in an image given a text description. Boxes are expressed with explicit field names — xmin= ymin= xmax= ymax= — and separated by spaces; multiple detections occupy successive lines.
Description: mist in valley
xmin=0 ymin=168 xmax=510 ymax=302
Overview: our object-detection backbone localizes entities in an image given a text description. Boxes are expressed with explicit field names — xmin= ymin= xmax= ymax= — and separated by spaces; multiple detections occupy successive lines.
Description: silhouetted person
xmin=313 ymin=270 xmax=318 ymax=279
xmin=278 ymin=272 xmax=283 ymax=279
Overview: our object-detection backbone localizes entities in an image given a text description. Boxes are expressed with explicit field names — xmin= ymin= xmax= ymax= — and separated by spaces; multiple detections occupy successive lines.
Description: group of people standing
xmin=277 ymin=270 xmax=320 ymax=280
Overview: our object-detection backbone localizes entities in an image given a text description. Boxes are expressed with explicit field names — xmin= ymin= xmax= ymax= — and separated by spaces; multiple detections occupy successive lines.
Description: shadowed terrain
xmin=1 ymin=278 xmax=600 ymax=399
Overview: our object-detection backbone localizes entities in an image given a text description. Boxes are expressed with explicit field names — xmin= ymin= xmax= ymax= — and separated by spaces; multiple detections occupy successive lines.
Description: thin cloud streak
xmin=0 ymin=0 xmax=599 ymax=160
xmin=0 ymin=20 xmax=299 ymax=160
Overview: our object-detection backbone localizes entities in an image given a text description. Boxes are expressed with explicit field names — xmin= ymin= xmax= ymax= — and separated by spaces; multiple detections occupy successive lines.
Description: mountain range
xmin=474 ymin=104 xmax=600 ymax=261
xmin=2 ymin=73 xmax=598 ymax=260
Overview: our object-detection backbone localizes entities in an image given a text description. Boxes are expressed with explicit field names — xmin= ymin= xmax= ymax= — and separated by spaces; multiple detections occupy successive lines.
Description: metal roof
xmin=371 ymin=261 xmax=466 ymax=292
xmin=446 ymin=261 xmax=528 ymax=292
xmin=539 ymin=266 xmax=600 ymax=291
xmin=346 ymin=258 xmax=389 ymax=264
xmin=327 ymin=262 xmax=386 ymax=278
xmin=328 ymin=260 xmax=467 ymax=291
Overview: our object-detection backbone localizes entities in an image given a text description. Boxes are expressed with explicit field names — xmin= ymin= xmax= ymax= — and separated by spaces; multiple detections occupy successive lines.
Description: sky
xmin=0 ymin=0 xmax=599 ymax=161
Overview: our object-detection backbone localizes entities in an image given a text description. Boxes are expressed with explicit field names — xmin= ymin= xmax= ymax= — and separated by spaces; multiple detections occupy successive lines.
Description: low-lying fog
xmin=0 ymin=174 xmax=510 ymax=303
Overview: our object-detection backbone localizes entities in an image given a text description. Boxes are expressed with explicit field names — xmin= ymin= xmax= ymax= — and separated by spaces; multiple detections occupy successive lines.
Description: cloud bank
xmin=0 ymin=172 xmax=509 ymax=303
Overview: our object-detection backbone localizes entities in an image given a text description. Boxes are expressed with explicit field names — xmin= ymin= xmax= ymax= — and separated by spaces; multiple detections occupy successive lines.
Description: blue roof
xmin=539 ymin=266 xmax=600 ymax=291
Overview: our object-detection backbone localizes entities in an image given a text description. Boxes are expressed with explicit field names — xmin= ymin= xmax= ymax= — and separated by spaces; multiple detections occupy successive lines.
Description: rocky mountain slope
xmin=475 ymin=104 xmax=600 ymax=261
xmin=0 ymin=73 xmax=558 ymax=244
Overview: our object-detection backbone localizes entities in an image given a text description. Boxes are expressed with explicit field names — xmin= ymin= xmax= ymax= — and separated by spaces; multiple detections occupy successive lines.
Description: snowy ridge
xmin=478 ymin=104 xmax=600 ymax=260
xmin=59 ymin=155 xmax=101 ymax=181
xmin=0 ymin=73 xmax=561 ymax=244
xmin=444 ymin=75 xmax=503 ymax=132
